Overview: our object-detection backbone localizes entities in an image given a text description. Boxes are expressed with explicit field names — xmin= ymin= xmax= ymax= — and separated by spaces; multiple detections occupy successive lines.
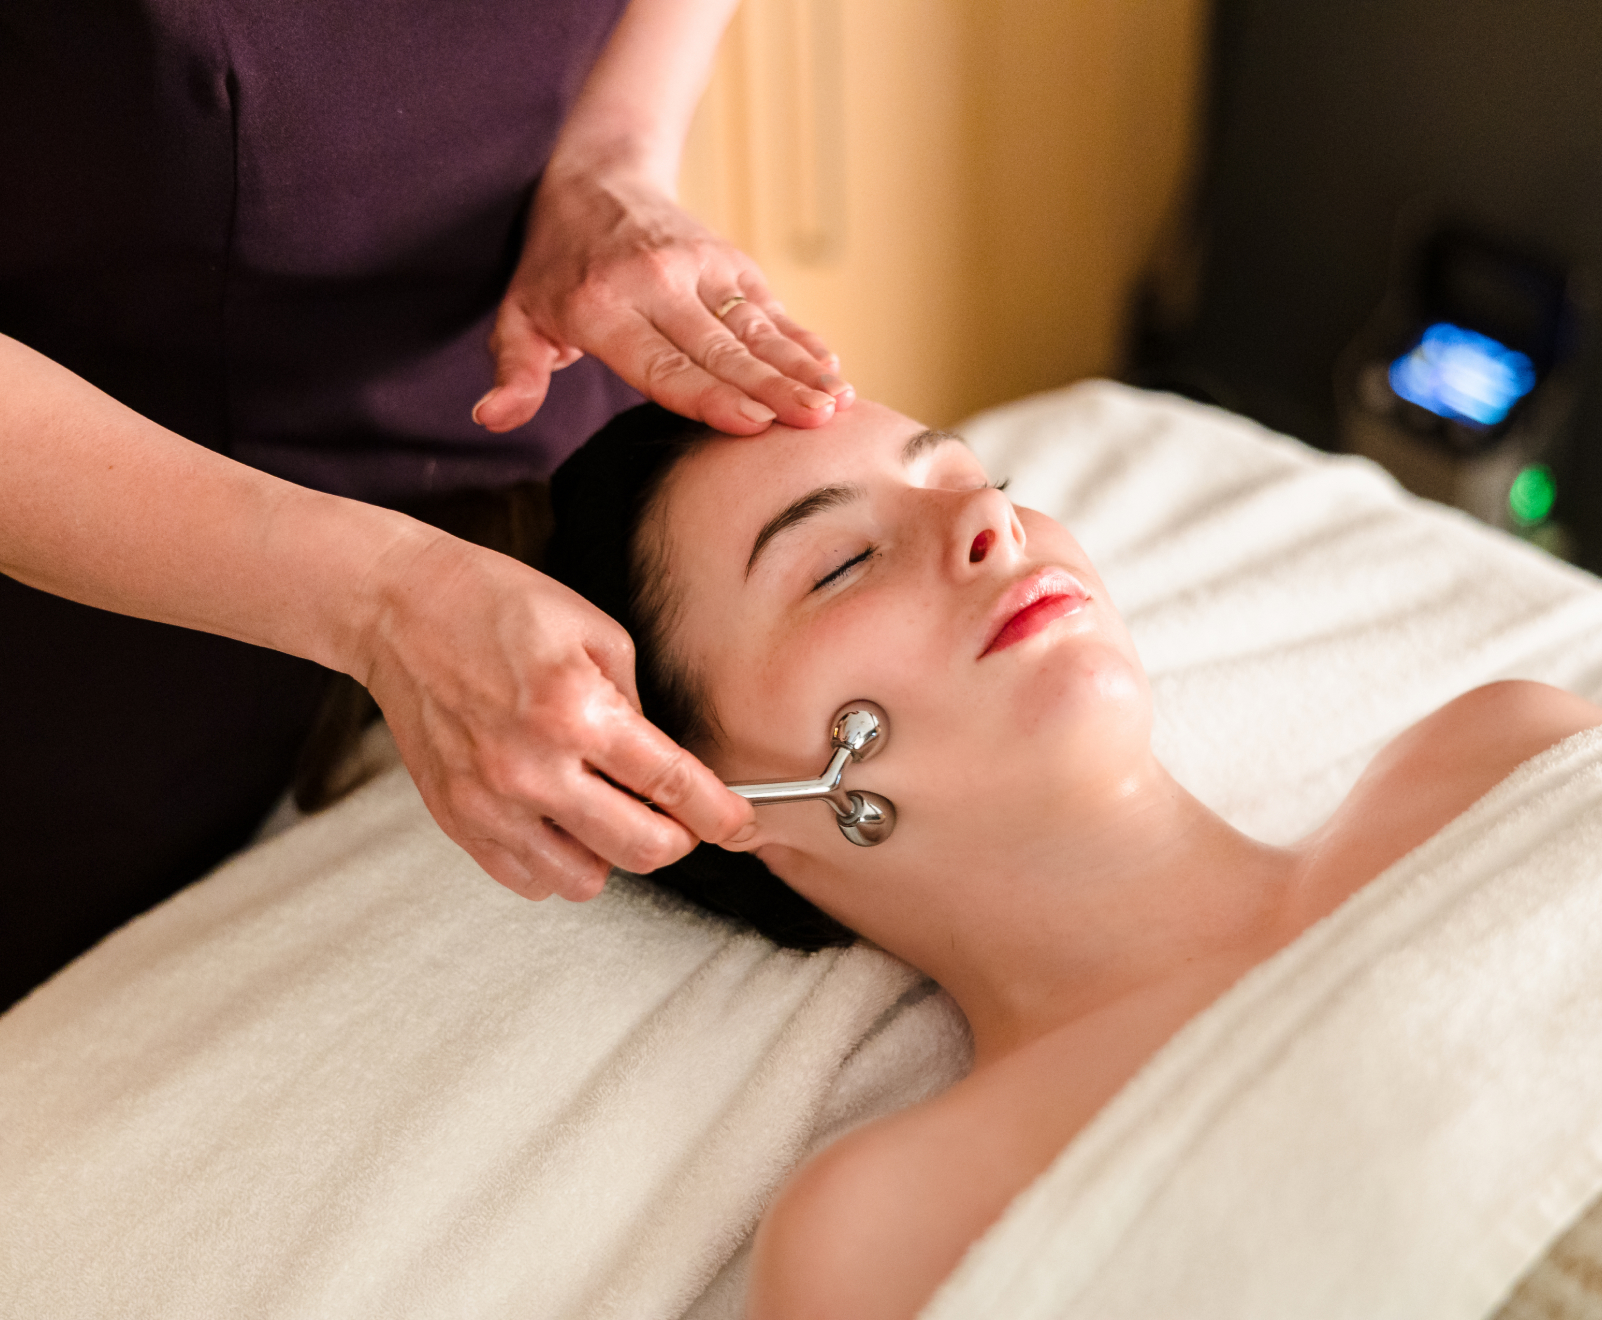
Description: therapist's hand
xmin=358 ymin=531 xmax=755 ymax=901
xmin=472 ymin=167 xmax=854 ymax=436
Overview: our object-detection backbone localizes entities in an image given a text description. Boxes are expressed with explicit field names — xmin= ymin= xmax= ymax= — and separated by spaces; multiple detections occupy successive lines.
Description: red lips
xmin=979 ymin=568 xmax=1089 ymax=657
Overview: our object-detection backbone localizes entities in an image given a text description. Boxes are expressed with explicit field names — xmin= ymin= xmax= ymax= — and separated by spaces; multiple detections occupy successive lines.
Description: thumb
xmin=474 ymin=303 xmax=581 ymax=433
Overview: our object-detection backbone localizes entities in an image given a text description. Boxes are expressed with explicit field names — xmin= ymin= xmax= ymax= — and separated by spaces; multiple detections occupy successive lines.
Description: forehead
xmin=661 ymin=401 xmax=962 ymax=538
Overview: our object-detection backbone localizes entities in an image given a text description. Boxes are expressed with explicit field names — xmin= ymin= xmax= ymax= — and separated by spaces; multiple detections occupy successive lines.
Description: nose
xmin=954 ymin=486 xmax=1022 ymax=574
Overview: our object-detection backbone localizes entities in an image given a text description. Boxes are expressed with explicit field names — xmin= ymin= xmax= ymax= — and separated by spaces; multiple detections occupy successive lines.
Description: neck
xmin=864 ymin=754 xmax=1303 ymax=1067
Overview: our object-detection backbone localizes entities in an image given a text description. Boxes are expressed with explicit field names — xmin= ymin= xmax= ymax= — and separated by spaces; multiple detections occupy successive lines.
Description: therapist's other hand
xmin=472 ymin=168 xmax=854 ymax=436
xmin=359 ymin=533 xmax=754 ymax=901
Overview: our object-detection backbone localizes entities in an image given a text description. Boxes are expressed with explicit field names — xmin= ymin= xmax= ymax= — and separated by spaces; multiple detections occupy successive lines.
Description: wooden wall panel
xmin=678 ymin=0 xmax=1210 ymax=427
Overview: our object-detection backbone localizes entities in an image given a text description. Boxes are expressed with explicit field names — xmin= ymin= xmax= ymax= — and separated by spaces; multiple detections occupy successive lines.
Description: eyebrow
xmin=901 ymin=427 xmax=963 ymax=464
xmin=746 ymin=483 xmax=864 ymax=577
xmin=742 ymin=429 xmax=968 ymax=577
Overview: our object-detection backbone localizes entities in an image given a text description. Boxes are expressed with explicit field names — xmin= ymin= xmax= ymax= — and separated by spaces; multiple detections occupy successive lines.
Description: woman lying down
xmin=540 ymin=400 xmax=1602 ymax=1320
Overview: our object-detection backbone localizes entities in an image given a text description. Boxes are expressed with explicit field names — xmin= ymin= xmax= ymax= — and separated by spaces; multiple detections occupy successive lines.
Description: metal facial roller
xmin=724 ymin=702 xmax=897 ymax=847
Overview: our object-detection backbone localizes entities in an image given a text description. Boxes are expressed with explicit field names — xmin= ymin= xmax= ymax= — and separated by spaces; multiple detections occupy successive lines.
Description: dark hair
xmin=290 ymin=406 xmax=855 ymax=952
xmin=547 ymin=403 xmax=856 ymax=952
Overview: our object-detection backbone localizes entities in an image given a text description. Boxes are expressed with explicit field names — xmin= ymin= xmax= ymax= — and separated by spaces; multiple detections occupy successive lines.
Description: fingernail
xmin=800 ymin=389 xmax=835 ymax=412
xmin=471 ymin=389 xmax=495 ymax=426
xmin=738 ymin=399 xmax=777 ymax=426
xmin=819 ymin=374 xmax=844 ymax=392
xmin=729 ymin=820 xmax=758 ymax=846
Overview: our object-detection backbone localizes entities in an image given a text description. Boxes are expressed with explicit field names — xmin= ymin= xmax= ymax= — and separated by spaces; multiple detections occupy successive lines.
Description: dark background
xmin=1133 ymin=0 xmax=1602 ymax=568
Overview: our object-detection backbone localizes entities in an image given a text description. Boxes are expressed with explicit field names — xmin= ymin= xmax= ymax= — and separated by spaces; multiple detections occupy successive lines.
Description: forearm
xmin=547 ymin=0 xmax=741 ymax=191
xmin=0 ymin=333 xmax=437 ymax=680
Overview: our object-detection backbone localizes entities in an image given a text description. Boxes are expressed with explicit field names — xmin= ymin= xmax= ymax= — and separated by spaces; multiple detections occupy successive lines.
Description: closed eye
xmin=812 ymin=545 xmax=876 ymax=592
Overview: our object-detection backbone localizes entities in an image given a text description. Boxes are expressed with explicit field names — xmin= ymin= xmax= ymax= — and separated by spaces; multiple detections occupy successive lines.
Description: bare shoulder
xmin=746 ymin=1079 xmax=1029 ymax=1320
xmin=1320 ymin=681 xmax=1602 ymax=887
xmin=1367 ymin=681 xmax=1602 ymax=791
xmin=745 ymin=1115 xmax=914 ymax=1320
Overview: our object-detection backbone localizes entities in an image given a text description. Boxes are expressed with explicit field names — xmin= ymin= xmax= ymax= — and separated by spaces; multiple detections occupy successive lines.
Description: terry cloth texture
xmin=0 ymin=740 xmax=969 ymax=1320
xmin=9 ymin=382 xmax=1602 ymax=1316
xmin=921 ymin=727 xmax=1602 ymax=1320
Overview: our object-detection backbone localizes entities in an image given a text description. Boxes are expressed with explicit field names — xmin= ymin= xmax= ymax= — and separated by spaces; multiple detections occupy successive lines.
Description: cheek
xmin=717 ymin=583 xmax=942 ymax=765
xmin=858 ymin=621 xmax=1151 ymax=839
xmin=701 ymin=546 xmax=1149 ymax=845
xmin=796 ymin=581 xmax=959 ymax=739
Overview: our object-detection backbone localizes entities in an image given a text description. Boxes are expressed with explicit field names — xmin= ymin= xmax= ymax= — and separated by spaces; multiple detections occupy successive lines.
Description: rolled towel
xmin=922 ymin=726 xmax=1602 ymax=1320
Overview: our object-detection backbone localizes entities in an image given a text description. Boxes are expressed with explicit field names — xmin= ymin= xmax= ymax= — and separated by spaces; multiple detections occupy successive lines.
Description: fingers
xmin=454 ymin=710 xmax=751 ymax=895
xmin=370 ymin=544 xmax=752 ymax=909
xmin=592 ymin=310 xmax=781 ymax=434
xmin=430 ymin=663 xmax=748 ymax=893
xmin=586 ymin=697 xmax=755 ymax=849
xmin=679 ymin=276 xmax=855 ymax=415
xmin=724 ymin=269 xmax=844 ymax=377
xmin=585 ymin=628 xmax=643 ymax=711
xmin=501 ymin=173 xmax=854 ymax=431
xmin=719 ymin=269 xmax=851 ymax=392
xmin=460 ymin=737 xmax=741 ymax=897
xmin=465 ymin=825 xmax=613 ymax=903
xmin=716 ymin=299 xmax=856 ymax=417
xmin=553 ymin=773 xmax=703 ymax=876
xmin=764 ymin=306 xmax=838 ymax=372
xmin=474 ymin=300 xmax=582 ymax=433
xmin=690 ymin=268 xmax=856 ymax=416
xmin=594 ymin=299 xmax=850 ymax=435
xmin=663 ymin=297 xmax=843 ymax=430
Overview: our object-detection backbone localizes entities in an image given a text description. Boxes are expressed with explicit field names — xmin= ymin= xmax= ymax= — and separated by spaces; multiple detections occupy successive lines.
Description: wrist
xmin=320 ymin=503 xmax=452 ymax=688
xmin=544 ymin=121 xmax=681 ymax=199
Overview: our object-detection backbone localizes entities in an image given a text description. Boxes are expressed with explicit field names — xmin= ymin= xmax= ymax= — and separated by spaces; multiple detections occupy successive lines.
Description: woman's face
xmin=650 ymin=401 xmax=1150 ymax=924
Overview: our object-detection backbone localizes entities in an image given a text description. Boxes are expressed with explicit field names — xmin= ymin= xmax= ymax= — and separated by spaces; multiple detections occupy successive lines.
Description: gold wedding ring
xmin=713 ymin=294 xmax=748 ymax=320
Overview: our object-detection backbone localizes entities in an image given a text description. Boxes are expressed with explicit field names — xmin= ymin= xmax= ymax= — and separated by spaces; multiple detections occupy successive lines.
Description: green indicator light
xmin=1509 ymin=464 xmax=1557 ymax=527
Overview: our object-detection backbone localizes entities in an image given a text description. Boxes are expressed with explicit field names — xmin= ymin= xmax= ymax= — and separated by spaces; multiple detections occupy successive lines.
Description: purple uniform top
xmin=0 ymin=0 xmax=642 ymax=1008
xmin=0 ymin=0 xmax=638 ymax=504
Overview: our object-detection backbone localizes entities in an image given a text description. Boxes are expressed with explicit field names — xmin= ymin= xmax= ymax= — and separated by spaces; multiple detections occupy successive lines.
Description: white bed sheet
xmin=961 ymin=385 xmax=1602 ymax=839
xmin=5 ymin=382 xmax=1602 ymax=1318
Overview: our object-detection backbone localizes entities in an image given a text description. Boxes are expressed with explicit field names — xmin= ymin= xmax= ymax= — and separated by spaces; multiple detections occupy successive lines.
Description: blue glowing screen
xmin=1388 ymin=322 xmax=1537 ymax=427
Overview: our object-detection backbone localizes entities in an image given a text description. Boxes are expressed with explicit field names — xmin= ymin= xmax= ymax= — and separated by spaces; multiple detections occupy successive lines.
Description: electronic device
xmin=1336 ymin=225 xmax=1585 ymax=544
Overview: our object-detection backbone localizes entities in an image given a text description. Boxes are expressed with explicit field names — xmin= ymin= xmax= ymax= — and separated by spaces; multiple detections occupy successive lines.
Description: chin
xmin=873 ymin=647 xmax=1150 ymax=836
xmin=1002 ymin=632 xmax=1149 ymax=744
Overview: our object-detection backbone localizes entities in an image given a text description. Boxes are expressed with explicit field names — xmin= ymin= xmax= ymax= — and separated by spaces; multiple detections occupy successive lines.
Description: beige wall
xmin=678 ymin=0 xmax=1210 ymax=428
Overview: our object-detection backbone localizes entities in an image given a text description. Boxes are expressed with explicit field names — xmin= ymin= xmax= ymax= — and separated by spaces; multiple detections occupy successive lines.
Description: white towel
xmin=962 ymin=385 xmax=1602 ymax=842
xmin=0 ymin=753 xmax=969 ymax=1319
xmin=921 ymin=725 xmax=1602 ymax=1320
xmin=7 ymin=382 xmax=1602 ymax=1318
